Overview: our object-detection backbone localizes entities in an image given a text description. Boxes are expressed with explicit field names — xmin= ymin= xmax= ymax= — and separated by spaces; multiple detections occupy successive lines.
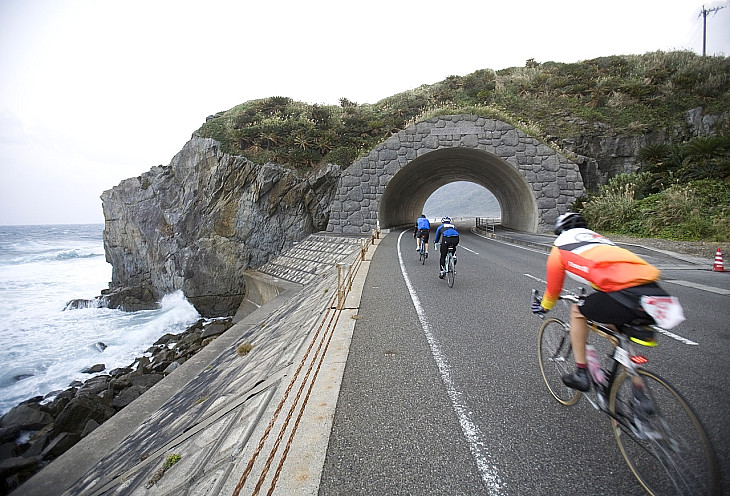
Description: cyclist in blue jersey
xmin=413 ymin=214 xmax=431 ymax=257
xmin=435 ymin=216 xmax=459 ymax=278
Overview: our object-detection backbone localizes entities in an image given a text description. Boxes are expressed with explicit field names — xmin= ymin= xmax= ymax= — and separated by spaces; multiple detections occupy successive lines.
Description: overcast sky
xmin=1 ymin=0 xmax=728 ymax=225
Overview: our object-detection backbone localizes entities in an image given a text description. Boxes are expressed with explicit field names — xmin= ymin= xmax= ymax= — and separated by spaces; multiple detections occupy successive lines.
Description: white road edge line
xmin=523 ymin=274 xmax=699 ymax=346
xmin=460 ymin=245 xmax=478 ymax=255
xmin=398 ymin=230 xmax=504 ymax=495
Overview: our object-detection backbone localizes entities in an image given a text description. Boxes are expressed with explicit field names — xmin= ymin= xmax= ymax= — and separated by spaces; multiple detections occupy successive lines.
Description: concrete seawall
xmin=15 ymin=232 xmax=380 ymax=496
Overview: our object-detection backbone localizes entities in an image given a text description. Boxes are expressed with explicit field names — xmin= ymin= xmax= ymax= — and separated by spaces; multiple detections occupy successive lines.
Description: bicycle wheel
xmin=609 ymin=369 xmax=720 ymax=495
xmin=537 ymin=318 xmax=580 ymax=405
xmin=421 ymin=244 xmax=426 ymax=264
xmin=446 ymin=254 xmax=454 ymax=287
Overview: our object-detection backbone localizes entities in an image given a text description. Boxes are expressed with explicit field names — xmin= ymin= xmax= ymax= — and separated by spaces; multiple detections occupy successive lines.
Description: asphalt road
xmin=319 ymin=227 xmax=729 ymax=495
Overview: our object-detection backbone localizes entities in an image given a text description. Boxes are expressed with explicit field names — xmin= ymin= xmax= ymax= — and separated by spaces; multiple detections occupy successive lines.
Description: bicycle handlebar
xmin=532 ymin=288 xmax=586 ymax=305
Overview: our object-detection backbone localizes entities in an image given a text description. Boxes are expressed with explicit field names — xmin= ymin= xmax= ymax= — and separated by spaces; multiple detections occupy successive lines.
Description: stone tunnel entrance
xmin=380 ymin=147 xmax=536 ymax=231
xmin=325 ymin=115 xmax=584 ymax=234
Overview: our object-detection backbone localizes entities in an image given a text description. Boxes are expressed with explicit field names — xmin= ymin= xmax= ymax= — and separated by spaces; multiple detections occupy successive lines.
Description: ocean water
xmin=0 ymin=224 xmax=201 ymax=415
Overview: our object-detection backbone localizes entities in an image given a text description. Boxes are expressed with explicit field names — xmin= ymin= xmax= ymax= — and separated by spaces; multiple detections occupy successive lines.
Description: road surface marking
xmin=399 ymin=230 xmax=504 ymax=495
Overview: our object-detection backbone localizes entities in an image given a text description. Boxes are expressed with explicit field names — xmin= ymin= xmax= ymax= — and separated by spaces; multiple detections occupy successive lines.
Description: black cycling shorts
xmin=579 ymin=283 xmax=668 ymax=326
xmin=417 ymin=229 xmax=430 ymax=242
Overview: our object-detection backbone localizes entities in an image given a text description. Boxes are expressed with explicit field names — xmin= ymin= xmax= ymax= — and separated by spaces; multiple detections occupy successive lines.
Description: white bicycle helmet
xmin=554 ymin=212 xmax=587 ymax=235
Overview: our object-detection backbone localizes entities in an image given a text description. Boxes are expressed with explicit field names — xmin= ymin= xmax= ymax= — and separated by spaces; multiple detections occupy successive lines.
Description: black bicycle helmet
xmin=554 ymin=212 xmax=587 ymax=235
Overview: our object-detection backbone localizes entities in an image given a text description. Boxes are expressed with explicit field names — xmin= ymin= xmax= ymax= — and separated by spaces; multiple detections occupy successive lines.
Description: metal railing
xmin=475 ymin=217 xmax=500 ymax=234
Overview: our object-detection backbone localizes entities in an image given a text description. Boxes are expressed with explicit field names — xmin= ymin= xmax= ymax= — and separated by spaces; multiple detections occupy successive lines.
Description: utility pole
xmin=699 ymin=4 xmax=726 ymax=56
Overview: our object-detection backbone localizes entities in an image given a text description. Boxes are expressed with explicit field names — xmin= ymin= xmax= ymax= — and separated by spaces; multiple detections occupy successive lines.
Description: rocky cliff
xmin=100 ymin=137 xmax=340 ymax=317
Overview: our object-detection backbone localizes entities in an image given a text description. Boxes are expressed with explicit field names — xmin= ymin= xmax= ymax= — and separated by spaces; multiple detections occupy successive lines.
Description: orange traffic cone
xmin=713 ymin=247 xmax=725 ymax=272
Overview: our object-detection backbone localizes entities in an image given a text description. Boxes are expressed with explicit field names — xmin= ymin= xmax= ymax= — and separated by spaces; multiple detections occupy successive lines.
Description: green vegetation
xmin=580 ymin=135 xmax=730 ymax=240
xmin=195 ymin=51 xmax=729 ymax=240
xmin=163 ymin=454 xmax=181 ymax=469
xmin=236 ymin=342 xmax=253 ymax=356
xmin=196 ymin=51 xmax=728 ymax=168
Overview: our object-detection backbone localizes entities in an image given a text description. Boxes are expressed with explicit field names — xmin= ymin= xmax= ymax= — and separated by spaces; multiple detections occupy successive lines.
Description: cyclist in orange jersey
xmin=531 ymin=213 xmax=683 ymax=392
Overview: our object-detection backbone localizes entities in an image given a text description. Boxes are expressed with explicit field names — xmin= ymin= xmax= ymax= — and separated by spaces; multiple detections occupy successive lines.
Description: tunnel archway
xmin=326 ymin=115 xmax=584 ymax=234
xmin=379 ymin=147 xmax=536 ymax=231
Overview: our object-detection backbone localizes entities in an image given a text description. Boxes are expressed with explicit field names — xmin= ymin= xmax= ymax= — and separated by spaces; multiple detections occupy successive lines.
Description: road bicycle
xmin=444 ymin=246 xmax=456 ymax=287
xmin=418 ymin=234 xmax=428 ymax=264
xmin=532 ymin=288 xmax=720 ymax=495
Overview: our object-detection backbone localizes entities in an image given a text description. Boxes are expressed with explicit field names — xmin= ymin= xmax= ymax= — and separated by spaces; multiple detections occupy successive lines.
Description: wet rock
xmin=99 ymin=285 xmax=160 ymax=312
xmin=92 ymin=342 xmax=107 ymax=352
xmin=201 ymin=318 xmax=233 ymax=339
xmin=81 ymin=364 xmax=106 ymax=374
xmin=75 ymin=375 xmax=111 ymax=396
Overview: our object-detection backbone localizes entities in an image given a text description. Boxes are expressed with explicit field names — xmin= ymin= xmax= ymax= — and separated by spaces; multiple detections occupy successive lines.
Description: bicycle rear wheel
xmin=537 ymin=318 xmax=580 ymax=405
xmin=446 ymin=254 xmax=454 ymax=287
xmin=609 ymin=369 xmax=720 ymax=495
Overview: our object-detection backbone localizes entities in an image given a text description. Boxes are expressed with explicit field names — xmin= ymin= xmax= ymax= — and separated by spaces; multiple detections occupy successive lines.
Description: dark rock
xmin=76 ymin=375 xmax=111 ymax=397
xmin=163 ymin=361 xmax=180 ymax=375
xmin=0 ymin=426 xmax=21 ymax=444
xmin=128 ymin=374 xmax=163 ymax=389
xmin=200 ymin=319 xmax=233 ymax=339
xmin=91 ymin=342 xmax=107 ymax=352
xmin=151 ymin=361 xmax=172 ymax=374
xmin=153 ymin=333 xmax=179 ymax=346
xmin=19 ymin=432 xmax=50 ymax=458
xmin=80 ymin=419 xmax=100 ymax=438
xmin=109 ymin=366 xmax=133 ymax=377
xmin=53 ymin=396 xmax=116 ymax=435
xmin=131 ymin=357 xmax=151 ymax=375
xmin=0 ymin=442 xmax=16 ymax=460
xmin=41 ymin=432 xmax=81 ymax=458
xmin=111 ymin=387 xmax=142 ymax=410
xmin=0 ymin=456 xmax=39 ymax=477
xmin=99 ymin=285 xmax=160 ymax=312
xmin=109 ymin=375 xmax=132 ymax=392
xmin=1 ymin=404 xmax=53 ymax=431
xmin=81 ymin=364 xmax=106 ymax=374
xmin=63 ymin=298 xmax=95 ymax=310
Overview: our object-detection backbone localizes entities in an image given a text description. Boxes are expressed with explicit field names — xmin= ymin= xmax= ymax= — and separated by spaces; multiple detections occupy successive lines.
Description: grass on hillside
xmin=196 ymin=51 xmax=729 ymax=170
xmin=194 ymin=51 xmax=730 ymax=241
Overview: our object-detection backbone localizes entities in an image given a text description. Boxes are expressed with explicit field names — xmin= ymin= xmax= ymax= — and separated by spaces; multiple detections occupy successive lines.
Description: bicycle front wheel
xmin=446 ymin=255 xmax=454 ymax=287
xmin=609 ymin=369 xmax=720 ymax=495
xmin=537 ymin=318 xmax=580 ymax=405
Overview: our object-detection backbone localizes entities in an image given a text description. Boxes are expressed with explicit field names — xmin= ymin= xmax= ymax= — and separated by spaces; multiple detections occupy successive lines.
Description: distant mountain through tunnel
xmin=424 ymin=181 xmax=501 ymax=220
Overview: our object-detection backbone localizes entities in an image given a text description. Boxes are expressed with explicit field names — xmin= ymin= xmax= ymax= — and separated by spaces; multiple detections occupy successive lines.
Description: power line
xmin=699 ymin=4 xmax=726 ymax=56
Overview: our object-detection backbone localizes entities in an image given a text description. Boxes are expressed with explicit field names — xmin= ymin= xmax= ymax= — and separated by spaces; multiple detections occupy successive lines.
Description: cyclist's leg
xmin=561 ymin=303 xmax=591 ymax=391
xmin=439 ymin=242 xmax=447 ymax=276
xmin=573 ymin=292 xmax=637 ymax=365
xmin=569 ymin=303 xmax=589 ymax=366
